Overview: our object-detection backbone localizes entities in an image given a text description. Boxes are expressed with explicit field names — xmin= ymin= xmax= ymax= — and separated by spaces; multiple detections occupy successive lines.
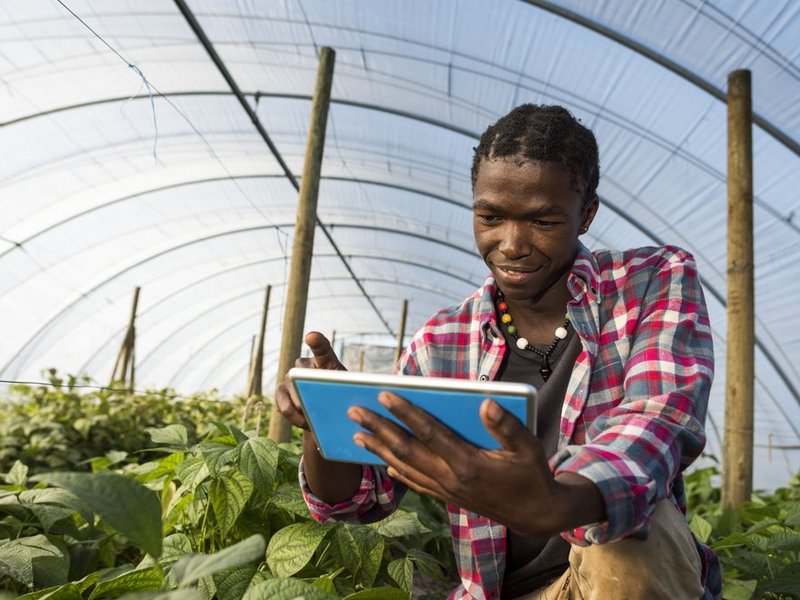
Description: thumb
xmin=480 ymin=399 xmax=534 ymax=454
xmin=304 ymin=331 xmax=345 ymax=370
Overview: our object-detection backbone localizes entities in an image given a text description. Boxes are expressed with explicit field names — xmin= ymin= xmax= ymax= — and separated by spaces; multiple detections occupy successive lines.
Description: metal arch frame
xmin=3 ymin=169 xmax=798 ymax=407
xmin=78 ymin=251 xmax=480 ymax=374
xmin=165 ymin=290 xmax=435 ymax=390
xmin=5 ymin=90 xmax=797 ymax=239
xmin=0 ymin=222 xmax=480 ymax=378
xmin=0 ymin=173 xmax=469 ymax=262
xmin=521 ymin=0 xmax=800 ymax=158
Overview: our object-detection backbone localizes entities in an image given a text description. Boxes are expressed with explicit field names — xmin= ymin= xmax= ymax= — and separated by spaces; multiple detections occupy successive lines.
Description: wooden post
xmin=358 ymin=349 xmax=365 ymax=372
xmin=722 ymin=69 xmax=755 ymax=509
xmin=110 ymin=287 xmax=140 ymax=392
xmin=245 ymin=334 xmax=256 ymax=391
xmin=393 ymin=299 xmax=409 ymax=365
xmin=247 ymin=285 xmax=272 ymax=398
xmin=269 ymin=47 xmax=336 ymax=443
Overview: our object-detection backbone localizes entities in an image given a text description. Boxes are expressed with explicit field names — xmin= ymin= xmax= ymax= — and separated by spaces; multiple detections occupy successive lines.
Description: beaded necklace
xmin=495 ymin=291 xmax=570 ymax=382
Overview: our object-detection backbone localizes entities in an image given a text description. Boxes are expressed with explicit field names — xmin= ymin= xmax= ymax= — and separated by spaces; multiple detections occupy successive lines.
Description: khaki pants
xmin=521 ymin=499 xmax=703 ymax=600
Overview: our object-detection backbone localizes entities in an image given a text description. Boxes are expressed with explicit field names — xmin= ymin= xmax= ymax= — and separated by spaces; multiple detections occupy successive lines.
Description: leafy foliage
xmin=0 ymin=374 xmax=241 ymax=475
xmin=0 ymin=382 xmax=456 ymax=599
xmin=685 ymin=462 xmax=800 ymax=599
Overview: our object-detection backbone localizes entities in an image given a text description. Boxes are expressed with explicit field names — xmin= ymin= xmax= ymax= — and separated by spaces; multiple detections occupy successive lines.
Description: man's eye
xmin=478 ymin=214 xmax=500 ymax=224
xmin=533 ymin=220 xmax=558 ymax=228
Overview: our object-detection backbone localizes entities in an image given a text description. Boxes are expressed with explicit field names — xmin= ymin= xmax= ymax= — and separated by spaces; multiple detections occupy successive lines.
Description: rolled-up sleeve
xmin=299 ymin=459 xmax=407 ymax=524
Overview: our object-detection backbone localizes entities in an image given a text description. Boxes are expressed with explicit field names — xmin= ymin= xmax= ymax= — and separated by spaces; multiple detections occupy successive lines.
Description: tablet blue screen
xmin=295 ymin=380 xmax=529 ymax=465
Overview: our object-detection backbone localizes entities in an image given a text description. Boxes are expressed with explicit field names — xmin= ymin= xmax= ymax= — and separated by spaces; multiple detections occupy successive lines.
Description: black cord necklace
xmin=495 ymin=291 xmax=570 ymax=382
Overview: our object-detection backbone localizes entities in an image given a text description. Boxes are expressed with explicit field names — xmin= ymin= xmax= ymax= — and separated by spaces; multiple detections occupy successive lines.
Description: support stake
xmin=722 ymin=69 xmax=755 ymax=509
xmin=269 ymin=47 xmax=336 ymax=442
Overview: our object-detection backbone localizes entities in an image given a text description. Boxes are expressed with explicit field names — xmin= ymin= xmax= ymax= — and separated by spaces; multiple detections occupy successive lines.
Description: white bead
xmin=555 ymin=326 xmax=568 ymax=340
xmin=516 ymin=337 xmax=529 ymax=350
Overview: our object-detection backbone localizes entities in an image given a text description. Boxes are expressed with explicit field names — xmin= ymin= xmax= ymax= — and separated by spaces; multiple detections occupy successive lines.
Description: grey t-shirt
xmin=498 ymin=323 xmax=582 ymax=599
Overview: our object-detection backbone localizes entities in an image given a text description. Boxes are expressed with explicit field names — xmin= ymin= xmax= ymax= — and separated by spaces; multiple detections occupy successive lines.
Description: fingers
xmin=304 ymin=331 xmax=345 ymax=370
xmin=479 ymin=399 xmax=533 ymax=454
xmin=348 ymin=402 xmax=446 ymax=495
xmin=274 ymin=381 xmax=308 ymax=430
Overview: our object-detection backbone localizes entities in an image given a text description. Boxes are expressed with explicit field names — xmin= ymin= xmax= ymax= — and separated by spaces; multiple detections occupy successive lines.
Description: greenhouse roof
xmin=1 ymin=0 xmax=798 ymax=488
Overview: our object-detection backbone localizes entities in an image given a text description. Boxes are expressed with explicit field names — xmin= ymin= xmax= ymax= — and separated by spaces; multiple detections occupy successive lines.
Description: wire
xmin=55 ymin=0 xmax=291 ymax=258
xmin=0 ymin=378 xmax=239 ymax=401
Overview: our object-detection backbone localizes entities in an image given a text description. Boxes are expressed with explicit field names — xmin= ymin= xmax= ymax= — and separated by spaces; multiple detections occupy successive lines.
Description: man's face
xmin=472 ymin=158 xmax=596 ymax=307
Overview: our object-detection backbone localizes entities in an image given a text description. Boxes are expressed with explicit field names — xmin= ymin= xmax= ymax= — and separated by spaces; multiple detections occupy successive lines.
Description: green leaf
xmin=243 ymin=579 xmax=339 ymax=600
xmin=312 ymin=575 xmax=338 ymax=594
xmin=369 ymin=510 xmax=431 ymax=538
xmin=237 ymin=437 xmax=278 ymax=491
xmin=407 ymin=549 xmax=443 ymax=579
xmin=757 ymin=562 xmax=800 ymax=596
xmin=19 ymin=488 xmax=92 ymax=522
xmin=0 ymin=534 xmax=63 ymax=588
xmin=266 ymin=522 xmax=331 ymax=578
xmin=387 ymin=558 xmax=413 ymax=594
xmin=25 ymin=504 xmax=76 ymax=533
xmin=199 ymin=442 xmax=237 ymax=474
xmin=32 ymin=536 xmax=69 ymax=589
xmin=33 ymin=472 xmax=163 ymax=558
xmin=688 ymin=514 xmax=713 ymax=543
xmin=209 ymin=469 xmax=253 ymax=536
xmin=159 ymin=533 xmax=194 ymax=568
xmin=765 ymin=530 xmax=800 ymax=552
xmin=116 ymin=591 xmax=202 ymax=600
xmin=269 ymin=483 xmax=311 ymax=518
xmin=784 ymin=501 xmax=800 ymax=527
xmin=171 ymin=534 xmax=266 ymax=586
xmin=213 ymin=566 xmax=258 ymax=600
xmin=344 ymin=589 xmax=409 ymax=600
xmin=16 ymin=583 xmax=82 ymax=600
xmin=141 ymin=452 xmax=185 ymax=483
xmin=175 ymin=456 xmax=210 ymax=492
xmin=75 ymin=566 xmax=134 ymax=593
xmin=146 ymin=425 xmax=189 ymax=447
xmin=721 ymin=578 xmax=757 ymax=600
xmin=88 ymin=566 xmax=164 ymax=600
xmin=6 ymin=460 xmax=28 ymax=486
xmin=336 ymin=525 xmax=384 ymax=588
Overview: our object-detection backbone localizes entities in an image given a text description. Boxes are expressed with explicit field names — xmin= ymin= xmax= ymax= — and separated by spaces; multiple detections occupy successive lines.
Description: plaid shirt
xmin=301 ymin=244 xmax=721 ymax=599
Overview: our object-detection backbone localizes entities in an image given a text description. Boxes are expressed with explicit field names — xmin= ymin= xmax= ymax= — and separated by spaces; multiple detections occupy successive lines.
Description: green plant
xmin=0 ymin=403 xmax=456 ymax=598
xmin=686 ymin=464 xmax=800 ymax=600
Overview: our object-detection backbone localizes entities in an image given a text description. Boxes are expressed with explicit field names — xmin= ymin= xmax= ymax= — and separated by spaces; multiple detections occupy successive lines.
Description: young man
xmin=276 ymin=104 xmax=720 ymax=599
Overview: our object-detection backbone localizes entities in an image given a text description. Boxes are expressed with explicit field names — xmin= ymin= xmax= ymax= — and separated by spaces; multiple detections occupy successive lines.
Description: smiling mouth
xmin=496 ymin=265 xmax=537 ymax=274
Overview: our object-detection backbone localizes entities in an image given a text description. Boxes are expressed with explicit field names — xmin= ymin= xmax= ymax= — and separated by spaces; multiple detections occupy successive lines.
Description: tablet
xmin=286 ymin=367 xmax=538 ymax=465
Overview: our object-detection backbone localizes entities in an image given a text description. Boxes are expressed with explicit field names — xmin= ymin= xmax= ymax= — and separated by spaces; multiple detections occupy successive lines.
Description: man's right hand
xmin=274 ymin=331 xmax=346 ymax=430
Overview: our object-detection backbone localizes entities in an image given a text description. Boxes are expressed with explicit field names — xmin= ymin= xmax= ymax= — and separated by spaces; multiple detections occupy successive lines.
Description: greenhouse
xmin=1 ymin=1 xmax=799 ymax=597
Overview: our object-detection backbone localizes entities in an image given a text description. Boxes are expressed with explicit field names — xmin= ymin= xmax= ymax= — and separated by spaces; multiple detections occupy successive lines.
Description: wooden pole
xmin=247 ymin=285 xmax=272 ymax=398
xmin=393 ymin=299 xmax=409 ymax=365
xmin=246 ymin=334 xmax=256 ymax=392
xmin=722 ymin=69 xmax=755 ymax=509
xmin=358 ymin=349 xmax=365 ymax=372
xmin=269 ymin=47 xmax=336 ymax=443
xmin=110 ymin=287 xmax=140 ymax=390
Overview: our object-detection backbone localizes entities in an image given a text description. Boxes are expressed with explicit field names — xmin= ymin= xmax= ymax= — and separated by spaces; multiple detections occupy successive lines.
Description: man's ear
xmin=581 ymin=195 xmax=599 ymax=232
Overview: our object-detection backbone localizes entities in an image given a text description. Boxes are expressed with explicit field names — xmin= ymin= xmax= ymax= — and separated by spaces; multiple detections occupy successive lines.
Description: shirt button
xmin=479 ymin=374 xmax=489 ymax=381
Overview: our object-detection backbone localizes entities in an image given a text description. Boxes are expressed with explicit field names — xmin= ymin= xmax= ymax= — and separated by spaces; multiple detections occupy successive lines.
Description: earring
xmin=580 ymin=226 xmax=588 ymax=234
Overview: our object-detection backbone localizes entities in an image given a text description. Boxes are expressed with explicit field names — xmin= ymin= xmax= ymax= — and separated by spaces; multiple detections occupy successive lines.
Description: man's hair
xmin=471 ymin=104 xmax=600 ymax=205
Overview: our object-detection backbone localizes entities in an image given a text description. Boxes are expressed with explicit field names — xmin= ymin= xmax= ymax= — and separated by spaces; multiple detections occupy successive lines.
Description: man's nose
xmin=498 ymin=222 xmax=532 ymax=258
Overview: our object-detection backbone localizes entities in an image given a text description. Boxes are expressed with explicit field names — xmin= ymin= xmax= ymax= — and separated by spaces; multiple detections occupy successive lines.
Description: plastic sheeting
xmin=1 ymin=0 xmax=798 ymax=488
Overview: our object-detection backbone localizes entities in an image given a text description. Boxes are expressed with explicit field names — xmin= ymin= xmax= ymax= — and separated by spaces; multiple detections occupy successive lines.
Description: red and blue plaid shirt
xmin=301 ymin=244 xmax=721 ymax=599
